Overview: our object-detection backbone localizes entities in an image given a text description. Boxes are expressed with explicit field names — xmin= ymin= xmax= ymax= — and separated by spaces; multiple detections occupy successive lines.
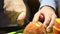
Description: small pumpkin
xmin=23 ymin=22 xmax=46 ymax=34
xmin=53 ymin=18 xmax=60 ymax=34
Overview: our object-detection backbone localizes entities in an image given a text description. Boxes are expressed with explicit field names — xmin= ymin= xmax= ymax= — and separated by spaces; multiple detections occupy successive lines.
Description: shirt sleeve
xmin=39 ymin=0 xmax=56 ymax=10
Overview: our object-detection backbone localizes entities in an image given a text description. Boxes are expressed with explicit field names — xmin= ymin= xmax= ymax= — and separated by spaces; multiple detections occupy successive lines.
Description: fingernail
xmin=46 ymin=28 xmax=51 ymax=33
xmin=43 ymin=24 xmax=47 ymax=28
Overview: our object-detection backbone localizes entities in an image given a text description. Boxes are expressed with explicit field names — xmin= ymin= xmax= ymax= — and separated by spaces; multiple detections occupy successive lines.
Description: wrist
xmin=40 ymin=6 xmax=55 ymax=11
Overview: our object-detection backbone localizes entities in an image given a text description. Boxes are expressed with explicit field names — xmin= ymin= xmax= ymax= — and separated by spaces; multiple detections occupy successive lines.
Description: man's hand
xmin=32 ymin=6 xmax=57 ymax=31
xmin=4 ymin=0 xmax=26 ymax=25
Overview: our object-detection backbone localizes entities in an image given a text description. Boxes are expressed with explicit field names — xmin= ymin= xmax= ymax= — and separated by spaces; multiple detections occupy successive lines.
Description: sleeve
xmin=39 ymin=0 xmax=56 ymax=10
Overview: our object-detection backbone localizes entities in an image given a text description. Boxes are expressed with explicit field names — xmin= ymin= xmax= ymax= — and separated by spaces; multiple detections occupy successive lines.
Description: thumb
xmin=32 ymin=12 xmax=40 ymax=22
xmin=17 ymin=12 xmax=26 ymax=25
xmin=17 ymin=12 xmax=26 ymax=20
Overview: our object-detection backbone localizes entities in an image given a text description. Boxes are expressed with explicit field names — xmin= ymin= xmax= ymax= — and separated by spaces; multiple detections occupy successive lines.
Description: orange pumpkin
xmin=23 ymin=22 xmax=46 ymax=34
xmin=53 ymin=18 xmax=60 ymax=34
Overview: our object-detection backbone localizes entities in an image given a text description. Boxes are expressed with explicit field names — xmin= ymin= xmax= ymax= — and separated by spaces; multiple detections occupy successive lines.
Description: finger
xmin=32 ymin=12 xmax=41 ymax=22
xmin=40 ymin=14 xmax=44 ymax=19
xmin=43 ymin=16 xmax=51 ymax=28
xmin=47 ymin=15 xmax=57 ymax=30
xmin=17 ymin=12 xmax=26 ymax=20
xmin=39 ymin=13 xmax=44 ymax=22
